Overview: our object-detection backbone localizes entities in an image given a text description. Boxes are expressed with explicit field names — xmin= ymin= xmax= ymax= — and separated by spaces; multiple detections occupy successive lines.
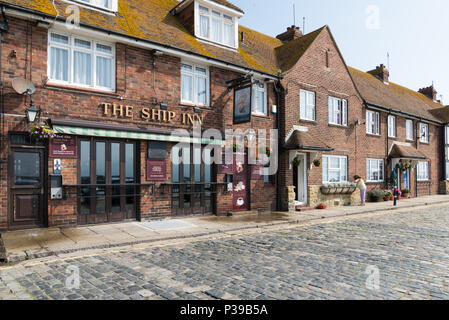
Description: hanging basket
xmin=29 ymin=122 xmax=56 ymax=141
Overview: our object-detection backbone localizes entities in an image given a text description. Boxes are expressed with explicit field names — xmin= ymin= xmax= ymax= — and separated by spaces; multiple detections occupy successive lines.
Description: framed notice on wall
xmin=233 ymin=86 xmax=252 ymax=124
xmin=148 ymin=141 xmax=167 ymax=159
xmin=49 ymin=135 xmax=77 ymax=158
xmin=147 ymin=159 xmax=167 ymax=181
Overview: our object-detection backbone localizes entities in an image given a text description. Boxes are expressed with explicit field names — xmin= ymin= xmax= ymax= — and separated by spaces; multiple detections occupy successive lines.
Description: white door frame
xmin=296 ymin=153 xmax=307 ymax=205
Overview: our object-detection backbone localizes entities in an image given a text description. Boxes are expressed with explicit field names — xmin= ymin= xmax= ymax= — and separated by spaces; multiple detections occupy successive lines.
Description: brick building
xmin=0 ymin=0 xmax=447 ymax=231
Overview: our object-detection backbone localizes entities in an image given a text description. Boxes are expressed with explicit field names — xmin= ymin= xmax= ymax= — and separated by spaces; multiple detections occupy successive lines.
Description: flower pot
xmin=402 ymin=193 xmax=409 ymax=199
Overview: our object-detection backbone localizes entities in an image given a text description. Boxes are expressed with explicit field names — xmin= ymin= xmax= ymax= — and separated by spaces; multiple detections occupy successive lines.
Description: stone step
xmin=295 ymin=205 xmax=313 ymax=212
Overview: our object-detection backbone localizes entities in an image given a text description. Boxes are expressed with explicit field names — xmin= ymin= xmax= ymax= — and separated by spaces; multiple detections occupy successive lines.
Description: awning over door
xmin=50 ymin=119 xmax=224 ymax=145
xmin=284 ymin=130 xmax=333 ymax=151
xmin=389 ymin=144 xmax=427 ymax=160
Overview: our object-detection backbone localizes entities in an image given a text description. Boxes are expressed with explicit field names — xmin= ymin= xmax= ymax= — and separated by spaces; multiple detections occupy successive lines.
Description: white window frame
xmin=366 ymin=158 xmax=384 ymax=182
xmin=387 ymin=115 xmax=396 ymax=138
xmin=420 ymin=123 xmax=429 ymax=143
xmin=69 ymin=0 xmax=118 ymax=12
xmin=252 ymin=80 xmax=267 ymax=116
xmin=328 ymin=96 xmax=347 ymax=126
xmin=445 ymin=125 xmax=449 ymax=145
xmin=300 ymin=89 xmax=316 ymax=121
xmin=417 ymin=161 xmax=429 ymax=181
xmin=406 ymin=119 xmax=414 ymax=141
xmin=47 ymin=30 xmax=116 ymax=92
xmin=322 ymin=155 xmax=348 ymax=183
xmin=195 ymin=1 xmax=239 ymax=49
xmin=366 ymin=110 xmax=380 ymax=135
xmin=180 ymin=62 xmax=210 ymax=107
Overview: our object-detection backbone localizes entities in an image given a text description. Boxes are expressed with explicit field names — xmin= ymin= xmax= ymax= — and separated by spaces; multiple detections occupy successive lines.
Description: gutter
xmin=2 ymin=3 xmax=281 ymax=81
xmin=365 ymin=101 xmax=443 ymax=126
xmin=283 ymin=146 xmax=334 ymax=152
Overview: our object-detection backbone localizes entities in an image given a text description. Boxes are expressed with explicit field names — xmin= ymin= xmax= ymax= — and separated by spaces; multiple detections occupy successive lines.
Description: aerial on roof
xmin=349 ymin=67 xmax=445 ymax=123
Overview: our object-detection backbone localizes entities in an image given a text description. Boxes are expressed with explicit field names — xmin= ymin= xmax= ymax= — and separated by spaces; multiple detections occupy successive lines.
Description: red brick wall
xmin=0 ymin=17 xmax=278 ymax=229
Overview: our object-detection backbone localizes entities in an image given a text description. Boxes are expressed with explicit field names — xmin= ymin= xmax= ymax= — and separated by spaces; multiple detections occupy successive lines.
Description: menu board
xmin=49 ymin=135 xmax=77 ymax=158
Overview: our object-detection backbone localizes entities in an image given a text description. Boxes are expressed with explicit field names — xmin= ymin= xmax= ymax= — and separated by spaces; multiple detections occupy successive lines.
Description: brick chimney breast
xmin=368 ymin=64 xmax=389 ymax=84
xmin=418 ymin=85 xmax=437 ymax=101
xmin=276 ymin=25 xmax=303 ymax=43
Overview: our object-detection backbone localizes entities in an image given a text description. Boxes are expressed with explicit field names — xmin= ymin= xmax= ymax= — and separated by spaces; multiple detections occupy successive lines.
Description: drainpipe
xmin=274 ymin=80 xmax=282 ymax=211
xmin=0 ymin=5 xmax=9 ymax=191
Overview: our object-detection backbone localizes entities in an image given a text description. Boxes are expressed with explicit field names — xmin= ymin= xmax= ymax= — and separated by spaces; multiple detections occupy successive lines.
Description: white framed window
xmin=387 ymin=115 xmax=396 ymax=138
xmin=71 ymin=0 xmax=118 ymax=12
xmin=366 ymin=159 xmax=384 ymax=182
xmin=406 ymin=119 xmax=414 ymax=141
xmin=445 ymin=125 xmax=449 ymax=145
xmin=197 ymin=4 xmax=236 ymax=48
xmin=180 ymin=62 xmax=209 ymax=106
xmin=417 ymin=161 xmax=429 ymax=181
xmin=300 ymin=89 xmax=316 ymax=121
xmin=420 ymin=123 xmax=429 ymax=143
xmin=322 ymin=155 xmax=347 ymax=183
xmin=366 ymin=110 xmax=380 ymax=135
xmin=328 ymin=97 xmax=347 ymax=126
xmin=48 ymin=31 xmax=115 ymax=91
xmin=252 ymin=81 xmax=267 ymax=116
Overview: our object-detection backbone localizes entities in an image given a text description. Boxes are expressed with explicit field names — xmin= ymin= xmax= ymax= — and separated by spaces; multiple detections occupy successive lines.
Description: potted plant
xmin=316 ymin=203 xmax=327 ymax=210
xmin=313 ymin=159 xmax=321 ymax=167
xmin=383 ymin=191 xmax=393 ymax=201
xmin=29 ymin=122 xmax=56 ymax=141
xmin=401 ymin=188 xmax=410 ymax=198
xmin=291 ymin=157 xmax=301 ymax=167
xmin=368 ymin=189 xmax=386 ymax=202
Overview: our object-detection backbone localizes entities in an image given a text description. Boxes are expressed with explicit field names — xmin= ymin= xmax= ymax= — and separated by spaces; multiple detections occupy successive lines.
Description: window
xmin=406 ymin=119 xmax=414 ymax=140
xmin=198 ymin=5 xmax=236 ymax=48
xmin=420 ymin=123 xmax=429 ymax=143
xmin=322 ymin=155 xmax=347 ymax=183
xmin=48 ymin=31 xmax=115 ymax=91
xmin=300 ymin=89 xmax=316 ymax=121
xmin=387 ymin=115 xmax=396 ymax=138
xmin=328 ymin=97 xmax=347 ymax=126
xmin=180 ymin=63 xmax=209 ymax=106
xmin=445 ymin=125 xmax=449 ymax=145
xmin=366 ymin=159 xmax=384 ymax=182
xmin=417 ymin=162 xmax=429 ymax=181
xmin=252 ymin=81 xmax=267 ymax=115
xmin=366 ymin=110 xmax=380 ymax=135
xmin=75 ymin=0 xmax=117 ymax=11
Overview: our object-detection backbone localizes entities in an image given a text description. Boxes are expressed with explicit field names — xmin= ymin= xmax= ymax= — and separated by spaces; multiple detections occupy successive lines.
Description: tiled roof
xmin=208 ymin=0 xmax=244 ymax=13
xmin=284 ymin=130 xmax=333 ymax=151
xmin=389 ymin=144 xmax=427 ymax=160
xmin=348 ymin=66 xmax=445 ymax=123
xmin=0 ymin=0 xmax=280 ymax=74
xmin=275 ymin=26 xmax=325 ymax=73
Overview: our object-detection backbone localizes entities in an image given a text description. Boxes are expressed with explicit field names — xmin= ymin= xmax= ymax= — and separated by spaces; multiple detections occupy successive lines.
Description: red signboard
xmin=232 ymin=153 xmax=249 ymax=212
xmin=49 ymin=135 xmax=77 ymax=158
xmin=147 ymin=159 xmax=167 ymax=181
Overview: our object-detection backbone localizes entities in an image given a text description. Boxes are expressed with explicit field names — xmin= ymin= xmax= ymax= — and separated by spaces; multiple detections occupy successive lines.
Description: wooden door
xmin=8 ymin=148 xmax=46 ymax=229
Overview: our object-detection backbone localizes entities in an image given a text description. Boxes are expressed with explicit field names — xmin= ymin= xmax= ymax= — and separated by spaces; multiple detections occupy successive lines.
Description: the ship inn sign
xmin=101 ymin=103 xmax=205 ymax=126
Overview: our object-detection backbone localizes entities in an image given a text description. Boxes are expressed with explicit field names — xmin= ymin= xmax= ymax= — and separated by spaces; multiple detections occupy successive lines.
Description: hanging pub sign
xmin=233 ymin=86 xmax=252 ymax=124
xmin=147 ymin=159 xmax=167 ymax=181
xmin=49 ymin=135 xmax=77 ymax=158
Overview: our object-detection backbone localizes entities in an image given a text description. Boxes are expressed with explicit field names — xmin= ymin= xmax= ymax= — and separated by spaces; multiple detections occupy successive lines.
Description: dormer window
xmin=71 ymin=0 xmax=118 ymax=12
xmin=194 ymin=1 xmax=242 ymax=48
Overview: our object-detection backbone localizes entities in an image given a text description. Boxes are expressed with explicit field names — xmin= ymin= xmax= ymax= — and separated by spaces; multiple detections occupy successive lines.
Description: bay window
xmin=48 ymin=31 xmax=115 ymax=91
xmin=300 ymin=89 xmax=316 ymax=121
xmin=181 ymin=63 xmax=209 ymax=106
xmin=366 ymin=110 xmax=380 ymax=135
xmin=328 ymin=97 xmax=347 ymax=126
xmin=366 ymin=159 xmax=384 ymax=182
xmin=406 ymin=119 xmax=414 ymax=140
xmin=420 ymin=123 xmax=429 ymax=143
xmin=417 ymin=161 xmax=429 ymax=181
xmin=387 ymin=115 xmax=396 ymax=138
xmin=252 ymin=81 xmax=267 ymax=116
xmin=322 ymin=155 xmax=347 ymax=183
xmin=197 ymin=5 xmax=236 ymax=48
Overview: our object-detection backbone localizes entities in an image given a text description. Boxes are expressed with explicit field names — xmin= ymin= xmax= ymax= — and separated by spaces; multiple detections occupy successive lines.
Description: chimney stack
xmin=418 ymin=85 xmax=438 ymax=102
xmin=368 ymin=64 xmax=389 ymax=84
xmin=276 ymin=25 xmax=303 ymax=43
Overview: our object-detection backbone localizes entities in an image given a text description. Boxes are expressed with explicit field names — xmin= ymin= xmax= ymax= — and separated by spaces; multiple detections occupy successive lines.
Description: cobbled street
xmin=1 ymin=204 xmax=449 ymax=300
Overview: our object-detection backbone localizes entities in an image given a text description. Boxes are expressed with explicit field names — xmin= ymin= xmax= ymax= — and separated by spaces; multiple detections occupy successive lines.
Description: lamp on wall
xmin=25 ymin=100 xmax=41 ymax=123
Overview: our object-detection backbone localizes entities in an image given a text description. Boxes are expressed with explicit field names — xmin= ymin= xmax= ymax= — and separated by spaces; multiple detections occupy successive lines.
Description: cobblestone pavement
xmin=1 ymin=204 xmax=449 ymax=300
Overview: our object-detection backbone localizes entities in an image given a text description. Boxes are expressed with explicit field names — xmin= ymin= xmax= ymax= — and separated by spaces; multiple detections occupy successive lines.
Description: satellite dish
xmin=12 ymin=77 xmax=35 ymax=95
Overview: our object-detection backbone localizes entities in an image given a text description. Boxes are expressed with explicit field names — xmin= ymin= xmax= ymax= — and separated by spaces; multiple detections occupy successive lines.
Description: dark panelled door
xmin=9 ymin=148 xmax=46 ymax=229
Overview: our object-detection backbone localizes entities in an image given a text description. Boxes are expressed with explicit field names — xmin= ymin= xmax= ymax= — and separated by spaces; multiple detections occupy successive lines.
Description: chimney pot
xmin=368 ymin=64 xmax=389 ymax=84
xmin=276 ymin=25 xmax=303 ymax=43
xmin=418 ymin=85 xmax=438 ymax=101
